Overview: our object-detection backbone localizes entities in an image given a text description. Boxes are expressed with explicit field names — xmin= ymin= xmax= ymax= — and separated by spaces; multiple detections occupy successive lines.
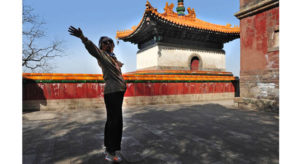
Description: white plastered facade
xmin=137 ymin=44 xmax=226 ymax=71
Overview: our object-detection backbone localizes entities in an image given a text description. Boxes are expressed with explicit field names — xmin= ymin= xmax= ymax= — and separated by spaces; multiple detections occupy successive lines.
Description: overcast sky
xmin=23 ymin=0 xmax=241 ymax=76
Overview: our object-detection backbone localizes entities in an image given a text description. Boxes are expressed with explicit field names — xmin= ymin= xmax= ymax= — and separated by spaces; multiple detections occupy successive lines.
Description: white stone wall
xmin=137 ymin=44 xmax=226 ymax=71
xmin=137 ymin=46 xmax=158 ymax=70
xmin=199 ymin=50 xmax=226 ymax=71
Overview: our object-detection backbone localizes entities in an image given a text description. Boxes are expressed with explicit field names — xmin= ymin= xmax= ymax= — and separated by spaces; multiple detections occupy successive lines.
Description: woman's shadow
xmin=23 ymin=78 xmax=47 ymax=113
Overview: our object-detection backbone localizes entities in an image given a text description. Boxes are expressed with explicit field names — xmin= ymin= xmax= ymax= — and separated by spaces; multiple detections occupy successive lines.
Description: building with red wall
xmin=22 ymin=1 xmax=240 ymax=111
xmin=235 ymin=0 xmax=279 ymax=111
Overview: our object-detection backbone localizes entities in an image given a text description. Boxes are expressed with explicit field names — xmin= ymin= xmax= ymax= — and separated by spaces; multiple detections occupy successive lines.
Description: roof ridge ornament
xmin=146 ymin=0 xmax=157 ymax=12
xmin=176 ymin=0 xmax=185 ymax=16
xmin=163 ymin=2 xmax=177 ymax=17
xmin=186 ymin=7 xmax=196 ymax=19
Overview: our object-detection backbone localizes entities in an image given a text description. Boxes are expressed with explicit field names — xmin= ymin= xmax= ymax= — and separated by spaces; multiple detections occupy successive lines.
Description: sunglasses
xmin=102 ymin=40 xmax=113 ymax=45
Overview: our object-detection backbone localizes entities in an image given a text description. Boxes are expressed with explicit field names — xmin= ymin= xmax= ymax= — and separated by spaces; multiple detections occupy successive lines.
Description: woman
xmin=68 ymin=26 xmax=127 ymax=162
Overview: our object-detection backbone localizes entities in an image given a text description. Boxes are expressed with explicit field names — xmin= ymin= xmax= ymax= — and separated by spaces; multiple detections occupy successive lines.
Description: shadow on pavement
xmin=121 ymin=103 xmax=279 ymax=163
xmin=23 ymin=103 xmax=279 ymax=164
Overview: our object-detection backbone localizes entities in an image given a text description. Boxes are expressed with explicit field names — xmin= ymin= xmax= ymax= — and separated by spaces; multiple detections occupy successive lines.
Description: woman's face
xmin=102 ymin=44 xmax=114 ymax=53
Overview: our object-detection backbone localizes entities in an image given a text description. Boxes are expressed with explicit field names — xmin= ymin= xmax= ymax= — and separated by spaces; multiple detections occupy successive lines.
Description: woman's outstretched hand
xmin=68 ymin=26 xmax=84 ymax=38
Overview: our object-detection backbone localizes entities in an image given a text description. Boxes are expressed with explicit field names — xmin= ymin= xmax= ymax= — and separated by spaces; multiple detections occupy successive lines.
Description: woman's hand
xmin=68 ymin=26 xmax=84 ymax=38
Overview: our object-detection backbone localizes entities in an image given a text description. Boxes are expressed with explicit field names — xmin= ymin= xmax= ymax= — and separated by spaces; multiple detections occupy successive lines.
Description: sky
xmin=23 ymin=0 xmax=241 ymax=76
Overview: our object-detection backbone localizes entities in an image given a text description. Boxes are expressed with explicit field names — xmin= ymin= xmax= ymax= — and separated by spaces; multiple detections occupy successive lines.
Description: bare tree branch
xmin=22 ymin=4 xmax=64 ymax=73
xmin=23 ymin=5 xmax=36 ymax=24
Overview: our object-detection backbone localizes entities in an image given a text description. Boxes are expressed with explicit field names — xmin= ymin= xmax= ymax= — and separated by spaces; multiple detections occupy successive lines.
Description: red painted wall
xmin=23 ymin=82 xmax=235 ymax=101
xmin=240 ymin=7 xmax=279 ymax=73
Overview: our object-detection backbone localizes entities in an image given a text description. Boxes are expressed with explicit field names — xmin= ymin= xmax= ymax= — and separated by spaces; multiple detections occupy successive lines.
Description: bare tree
xmin=22 ymin=5 xmax=63 ymax=73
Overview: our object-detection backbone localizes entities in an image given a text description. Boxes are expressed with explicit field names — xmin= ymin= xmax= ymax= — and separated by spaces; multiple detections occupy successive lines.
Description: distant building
xmin=23 ymin=0 xmax=241 ymax=111
xmin=116 ymin=0 xmax=240 ymax=72
xmin=235 ymin=0 xmax=279 ymax=111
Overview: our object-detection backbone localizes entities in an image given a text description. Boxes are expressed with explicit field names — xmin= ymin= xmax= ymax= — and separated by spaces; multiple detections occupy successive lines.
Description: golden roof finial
xmin=177 ymin=0 xmax=185 ymax=16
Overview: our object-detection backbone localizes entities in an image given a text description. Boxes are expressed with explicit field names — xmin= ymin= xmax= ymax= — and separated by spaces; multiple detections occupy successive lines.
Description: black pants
xmin=104 ymin=91 xmax=125 ymax=153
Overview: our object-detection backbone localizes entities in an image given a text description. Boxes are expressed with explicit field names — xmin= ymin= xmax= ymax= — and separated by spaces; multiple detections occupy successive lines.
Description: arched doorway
xmin=190 ymin=57 xmax=199 ymax=71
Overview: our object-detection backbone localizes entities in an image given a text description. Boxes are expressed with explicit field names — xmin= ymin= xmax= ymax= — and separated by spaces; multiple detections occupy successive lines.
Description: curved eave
xmin=116 ymin=13 xmax=148 ymax=41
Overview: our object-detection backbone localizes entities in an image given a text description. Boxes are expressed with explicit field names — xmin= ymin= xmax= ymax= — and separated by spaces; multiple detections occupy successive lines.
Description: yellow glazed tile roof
xmin=23 ymin=70 xmax=235 ymax=82
xmin=116 ymin=1 xmax=240 ymax=39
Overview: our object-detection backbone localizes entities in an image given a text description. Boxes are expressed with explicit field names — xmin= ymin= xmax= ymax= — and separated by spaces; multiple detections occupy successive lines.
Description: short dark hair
xmin=99 ymin=36 xmax=115 ymax=50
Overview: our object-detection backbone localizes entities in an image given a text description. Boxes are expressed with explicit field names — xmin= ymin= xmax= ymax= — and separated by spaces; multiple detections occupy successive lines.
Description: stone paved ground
xmin=23 ymin=100 xmax=279 ymax=164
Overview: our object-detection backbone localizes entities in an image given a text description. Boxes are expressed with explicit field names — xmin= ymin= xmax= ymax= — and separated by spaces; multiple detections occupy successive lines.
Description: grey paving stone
xmin=23 ymin=101 xmax=279 ymax=164
xmin=23 ymin=154 xmax=36 ymax=164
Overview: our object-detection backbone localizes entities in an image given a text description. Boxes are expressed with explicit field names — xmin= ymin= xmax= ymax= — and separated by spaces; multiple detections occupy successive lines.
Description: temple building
xmin=22 ymin=0 xmax=241 ymax=111
xmin=116 ymin=0 xmax=240 ymax=71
